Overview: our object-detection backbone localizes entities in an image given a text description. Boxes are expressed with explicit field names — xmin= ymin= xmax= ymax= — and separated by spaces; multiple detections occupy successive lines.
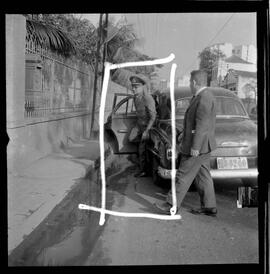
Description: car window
xmin=115 ymin=100 xmax=128 ymax=114
xmin=175 ymin=96 xmax=247 ymax=117
xmin=113 ymin=94 xmax=131 ymax=110
xmin=215 ymin=97 xmax=247 ymax=117
xmin=114 ymin=97 xmax=136 ymax=115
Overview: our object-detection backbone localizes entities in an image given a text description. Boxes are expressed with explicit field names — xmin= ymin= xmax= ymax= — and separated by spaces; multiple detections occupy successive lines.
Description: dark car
xmin=104 ymin=87 xmax=258 ymax=188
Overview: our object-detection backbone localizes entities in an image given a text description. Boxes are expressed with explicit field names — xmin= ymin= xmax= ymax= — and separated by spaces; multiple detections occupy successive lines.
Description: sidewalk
xmin=7 ymin=138 xmax=107 ymax=254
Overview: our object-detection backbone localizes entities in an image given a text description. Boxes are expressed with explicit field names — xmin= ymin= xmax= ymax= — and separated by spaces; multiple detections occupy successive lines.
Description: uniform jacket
xmin=134 ymin=91 xmax=156 ymax=128
xmin=180 ymin=88 xmax=217 ymax=155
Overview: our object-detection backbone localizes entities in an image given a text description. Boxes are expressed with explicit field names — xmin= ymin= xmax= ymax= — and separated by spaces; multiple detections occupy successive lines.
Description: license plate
xmin=217 ymin=157 xmax=248 ymax=170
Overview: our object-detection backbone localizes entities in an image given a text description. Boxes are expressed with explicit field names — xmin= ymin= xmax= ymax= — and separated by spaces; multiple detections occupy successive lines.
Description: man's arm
xmin=145 ymin=95 xmax=157 ymax=131
xmin=192 ymin=92 xmax=214 ymax=152
xmin=142 ymin=95 xmax=157 ymax=140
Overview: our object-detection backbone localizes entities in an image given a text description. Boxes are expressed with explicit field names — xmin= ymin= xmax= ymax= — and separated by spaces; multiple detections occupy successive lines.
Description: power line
xmin=140 ymin=14 xmax=147 ymax=52
xmin=183 ymin=13 xmax=235 ymax=76
xmin=207 ymin=13 xmax=235 ymax=48
xmin=137 ymin=14 xmax=145 ymax=52
xmin=154 ymin=13 xmax=159 ymax=57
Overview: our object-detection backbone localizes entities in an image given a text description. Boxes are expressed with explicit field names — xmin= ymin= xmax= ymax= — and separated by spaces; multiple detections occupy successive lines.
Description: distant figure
xmin=128 ymin=74 xmax=157 ymax=177
xmin=154 ymin=69 xmax=218 ymax=217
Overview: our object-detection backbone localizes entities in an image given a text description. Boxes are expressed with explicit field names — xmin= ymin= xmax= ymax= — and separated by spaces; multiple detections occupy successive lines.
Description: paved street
xmin=20 ymin=154 xmax=258 ymax=266
xmin=84 ymin=156 xmax=258 ymax=265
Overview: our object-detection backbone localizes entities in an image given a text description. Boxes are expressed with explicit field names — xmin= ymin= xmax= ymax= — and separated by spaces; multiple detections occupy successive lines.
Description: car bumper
xmin=157 ymin=166 xmax=258 ymax=180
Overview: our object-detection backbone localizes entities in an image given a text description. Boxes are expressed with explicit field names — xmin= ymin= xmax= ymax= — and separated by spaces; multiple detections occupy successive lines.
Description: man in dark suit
xmin=154 ymin=70 xmax=217 ymax=216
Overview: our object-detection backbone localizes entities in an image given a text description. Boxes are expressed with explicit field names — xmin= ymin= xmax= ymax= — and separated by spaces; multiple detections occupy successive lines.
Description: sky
xmin=76 ymin=13 xmax=257 ymax=81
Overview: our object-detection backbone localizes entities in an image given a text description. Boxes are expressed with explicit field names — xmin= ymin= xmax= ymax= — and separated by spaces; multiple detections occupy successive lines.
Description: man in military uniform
xmin=129 ymin=74 xmax=157 ymax=177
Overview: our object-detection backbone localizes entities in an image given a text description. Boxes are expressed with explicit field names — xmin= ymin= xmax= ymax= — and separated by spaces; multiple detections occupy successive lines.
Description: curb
xmin=8 ymin=141 xmax=119 ymax=265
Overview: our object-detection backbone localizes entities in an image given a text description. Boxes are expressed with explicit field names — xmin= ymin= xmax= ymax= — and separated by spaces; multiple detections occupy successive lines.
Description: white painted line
xmin=79 ymin=204 xmax=181 ymax=220
xmin=79 ymin=54 xmax=180 ymax=225
xmin=98 ymin=62 xmax=112 ymax=226
xmin=109 ymin=53 xmax=175 ymax=70
xmin=169 ymin=63 xmax=178 ymax=215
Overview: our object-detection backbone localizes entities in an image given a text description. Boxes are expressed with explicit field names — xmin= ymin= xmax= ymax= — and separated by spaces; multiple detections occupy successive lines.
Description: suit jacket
xmin=180 ymin=88 xmax=217 ymax=155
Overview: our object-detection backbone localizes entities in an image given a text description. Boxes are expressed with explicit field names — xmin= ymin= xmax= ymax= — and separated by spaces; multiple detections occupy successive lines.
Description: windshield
xmin=175 ymin=96 xmax=248 ymax=117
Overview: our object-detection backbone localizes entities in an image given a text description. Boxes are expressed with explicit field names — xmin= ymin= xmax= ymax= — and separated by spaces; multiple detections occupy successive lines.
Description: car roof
xmin=162 ymin=86 xmax=239 ymax=100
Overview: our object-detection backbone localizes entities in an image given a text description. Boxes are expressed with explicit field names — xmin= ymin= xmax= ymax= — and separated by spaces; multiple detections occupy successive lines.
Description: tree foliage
xmin=99 ymin=19 xmax=162 ymax=78
xmin=198 ymin=47 xmax=226 ymax=85
xmin=25 ymin=15 xmax=78 ymax=57
xmin=24 ymin=14 xmax=162 ymax=87
xmin=25 ymin=14 xmax=97 ymax=64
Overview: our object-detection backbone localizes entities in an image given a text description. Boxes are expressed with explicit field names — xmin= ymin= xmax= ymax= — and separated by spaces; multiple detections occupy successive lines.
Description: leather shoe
xmin=134 ymin=171 xmax=147 ymax=177
xmin=154 ymin=202 xmax=173 ymax=214
xmin=190 ymin=207 xmax=217 ymax=217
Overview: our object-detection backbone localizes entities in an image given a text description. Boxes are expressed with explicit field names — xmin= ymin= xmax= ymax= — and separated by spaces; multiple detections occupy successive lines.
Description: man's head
xmin=130 ymin=75 xmax=147 ymax=94
xmin=189 ymin=70 xmax=208 ymax=95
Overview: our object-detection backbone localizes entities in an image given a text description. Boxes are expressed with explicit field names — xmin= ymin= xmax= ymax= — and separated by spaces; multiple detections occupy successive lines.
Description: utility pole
xmin=217 ymin=45 xmax=220 ymax=87
xmin=90 ymin=13 xmax=103 ymax=137
xmin=101 ymin=14 xmax=109 ymax=84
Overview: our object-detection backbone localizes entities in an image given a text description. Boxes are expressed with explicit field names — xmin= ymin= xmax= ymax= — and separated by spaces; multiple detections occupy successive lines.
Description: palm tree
xmin=99 ymin=19 xmax=162 ymax=89
xmin=24 ymin=14 xmax=162 ymax=88
xmin=25 ymin=16 xmax=78 ymax=57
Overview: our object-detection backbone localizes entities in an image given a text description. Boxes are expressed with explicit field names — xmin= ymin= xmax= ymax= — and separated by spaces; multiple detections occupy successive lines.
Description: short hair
xmin=190 ymin=70 xmax=208 ymax=86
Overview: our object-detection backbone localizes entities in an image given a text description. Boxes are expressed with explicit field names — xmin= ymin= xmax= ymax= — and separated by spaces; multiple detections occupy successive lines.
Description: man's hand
xmin=142 ymin=129 xmax=150 ymax=140
xmin=190 ymin=148 xmax=199 ymax=157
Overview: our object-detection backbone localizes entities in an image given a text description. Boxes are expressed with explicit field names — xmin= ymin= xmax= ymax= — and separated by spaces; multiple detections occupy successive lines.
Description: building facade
xmin=211 ymin=55 xmax=257 ymax=87
xmin=221 ymin=69 xmax=257 ymax=99
xmin=6 ymin=15 xmax=96 ymax=174
xmin=201 ymin=42 xmax=257 ymax=88
xmin=232 ymin=44 xmax=257 ymax=64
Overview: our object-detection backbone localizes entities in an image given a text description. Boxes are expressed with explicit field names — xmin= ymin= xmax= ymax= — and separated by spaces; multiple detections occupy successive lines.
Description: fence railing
xmin=25 ymin=35 xmax=92 ymax=119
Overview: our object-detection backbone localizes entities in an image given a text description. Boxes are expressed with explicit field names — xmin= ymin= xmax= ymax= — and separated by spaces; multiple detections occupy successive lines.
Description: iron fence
xmin=25 ymin=35 xmax=92 ymax=118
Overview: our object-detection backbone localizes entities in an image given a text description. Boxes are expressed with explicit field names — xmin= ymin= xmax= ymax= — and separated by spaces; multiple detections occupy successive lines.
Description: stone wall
xmin=6 ymin=14 xmax=95 ymax=173
xmin=7 ymin=114 xmax=91 ymax=173
xmin=6 ymin=14 xmax=129 ymax=173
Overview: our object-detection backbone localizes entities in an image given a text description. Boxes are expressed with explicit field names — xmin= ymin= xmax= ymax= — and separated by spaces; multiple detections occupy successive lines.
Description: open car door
xmin=105 ymin=93 xmax=138 ymax=154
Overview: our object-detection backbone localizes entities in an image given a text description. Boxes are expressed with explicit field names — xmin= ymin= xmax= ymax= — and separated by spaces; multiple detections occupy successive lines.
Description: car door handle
xmin=117 ymin=129 xmax=128 ymax=133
